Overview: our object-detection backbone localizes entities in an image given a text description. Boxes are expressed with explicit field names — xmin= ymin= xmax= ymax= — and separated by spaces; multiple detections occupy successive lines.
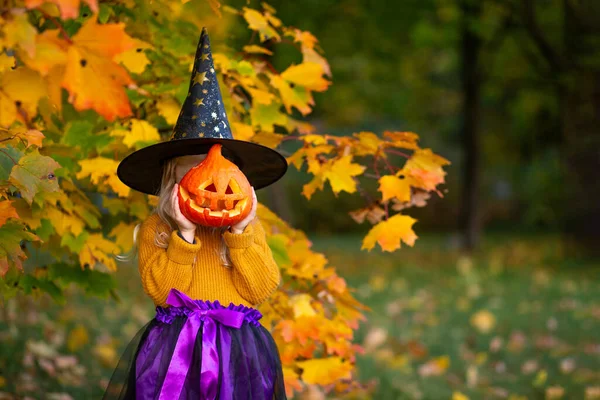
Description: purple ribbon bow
xmin=157 ymin=289 xmax=246 ymax=400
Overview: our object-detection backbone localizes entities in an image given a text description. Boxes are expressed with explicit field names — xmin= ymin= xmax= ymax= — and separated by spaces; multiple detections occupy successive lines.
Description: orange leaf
xmin=61 ymin=18 xmax=135 ymax=120
xmin=404 ymin=148 xmax=450 ymax=191
xmin=25 ymin=0 xmax=99 ymax=20
xmin=0 ymin=201 xmax=19 ymax=228
xmin=362 ymin=214 xmax=418 ymax=252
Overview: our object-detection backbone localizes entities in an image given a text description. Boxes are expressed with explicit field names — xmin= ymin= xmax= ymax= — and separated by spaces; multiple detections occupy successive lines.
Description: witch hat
xmin=117 ymin=28 xmax=287 ymax=195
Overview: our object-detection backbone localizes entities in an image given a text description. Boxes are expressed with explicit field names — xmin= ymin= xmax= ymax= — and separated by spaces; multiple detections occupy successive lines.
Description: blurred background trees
xmin=253 ymin=0 xmax=599 ymax=253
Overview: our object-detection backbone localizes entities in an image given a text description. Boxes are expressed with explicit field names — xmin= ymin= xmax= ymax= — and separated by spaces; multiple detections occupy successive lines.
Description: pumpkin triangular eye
xmin=205 ymin=183 xmax=217 ymax=192
xmin=225 ymin=184 xmax=234 ymax=195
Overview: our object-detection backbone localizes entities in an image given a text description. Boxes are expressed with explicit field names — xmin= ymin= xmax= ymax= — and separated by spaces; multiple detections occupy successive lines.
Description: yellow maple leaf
xmin=0 ymin=54 xmax=15 ymax=73
xmin=270 ymin=75 xmax=313 ymax=116
xmin=378 ymin=175 xmax=413 ymax=203
xmin=25 ymin=0 xmax=98 ymax=19
xmin=243 ymin=7 xmax=281 ymax=42
xmin=290 ymin=29 xmax=332 ymax=77
xmin=252 ymin=131 xmax=284 ymax=149
xmin=296 ymin=357 xmax=353 ymax=385
xmin=248 ymin=88 xmax=276 ymax=105
xmin=45 ymin=206 xmax=86 ymax=237
xmin=384 ymin=131 xmax=420 ymax=150
xmin=280 ymin=62 xmax=330 ymax=92
xmin=156 ymin=98 xmax=180 ymax=125
xmin=114 ymin=39 xmax=152 ymax=74
xmin=76 ymin=157 xmax=130 ymax=197
xmin=112 ymin=119 xmax=160 ymax=148
xmin=108 ymin=221 xmax=135 ymax=252
xmin=80 ymin=233 xmax=118 ymax=270
xmin=0 ymin=68 xmax=47 ymax=128
xmin=243 ymin=44 xmax=273 ymax=55
xmin=2 ymin=12 xmax=37 ymax=57
xmin=0 ymin=127 xmax=44 ymax=148
xmin=353 ymin=131 xmax=381 ymax=156
xmin=362 ymin=214 xmax=418 ymax=252
xmin=288 ymin=294 xmax=317 ymax=318
xmin=321 ymin=155 xmax=365 ymax=196
xmin=231 ymin=122 xmax=254 ymax=141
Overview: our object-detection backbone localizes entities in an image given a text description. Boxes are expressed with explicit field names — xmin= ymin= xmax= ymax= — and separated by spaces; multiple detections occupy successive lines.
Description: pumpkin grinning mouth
xmin=179 ymin=185 xmax=248 ymax=218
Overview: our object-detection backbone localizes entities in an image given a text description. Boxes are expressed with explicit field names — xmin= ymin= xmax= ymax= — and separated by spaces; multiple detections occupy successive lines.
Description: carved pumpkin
xmin=178 ymin=144 xmax=253 ymax=227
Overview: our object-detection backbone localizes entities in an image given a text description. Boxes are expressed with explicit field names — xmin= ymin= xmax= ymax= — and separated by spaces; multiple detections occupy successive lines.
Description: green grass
xmin=1 ymin=233 xmax=599 ymax=399
xmin=312 ymin=234 xmax=600 ymax=399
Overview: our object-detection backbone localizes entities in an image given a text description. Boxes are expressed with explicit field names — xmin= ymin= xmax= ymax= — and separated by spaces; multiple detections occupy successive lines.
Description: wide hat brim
xmin=117 ymin=138 xmax=288 ymax=196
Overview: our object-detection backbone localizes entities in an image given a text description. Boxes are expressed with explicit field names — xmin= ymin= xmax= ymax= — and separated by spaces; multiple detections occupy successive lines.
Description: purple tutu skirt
xmin=103 ymin=289 xmax=286 ymax=400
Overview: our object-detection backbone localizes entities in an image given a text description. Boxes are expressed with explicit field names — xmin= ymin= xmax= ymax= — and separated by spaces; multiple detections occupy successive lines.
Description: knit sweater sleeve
xmin=137 ymin=214 xmax=201 ymax=306
xmin=222 ymin=218 xmax=281 ymax=305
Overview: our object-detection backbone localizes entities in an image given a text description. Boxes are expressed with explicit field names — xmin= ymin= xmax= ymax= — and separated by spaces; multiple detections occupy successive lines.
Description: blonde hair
xmin=117 ymin=156 xmax=232 ymax=267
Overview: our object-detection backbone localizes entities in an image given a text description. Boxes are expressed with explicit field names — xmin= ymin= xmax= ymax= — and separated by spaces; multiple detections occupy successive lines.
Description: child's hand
xmin=169 ymin=184 xmax=196 ymax=237
xmin=230 ymin=187 xmax=257 ymax=234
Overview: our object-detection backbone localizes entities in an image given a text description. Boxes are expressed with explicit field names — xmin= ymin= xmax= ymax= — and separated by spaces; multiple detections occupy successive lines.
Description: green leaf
xmin=250 ymin=102 xmax=288 ymax=133
xmin=98 ymin=3 xmax=114 ymax=23
xmin=36 ymin=218 xmax=55 ymax=241
xmin=48 ymin=263 xmax=117 ymax=298
xmin=62 ymin=121 xmax=111 ymax=154
xmin=61 ymin=231 xmax=89 ymax=253
xmin=267 ymin=234 xmax=291 ymax=267
xmin=0 ymin=221 xmax=38 ymax=259
xmin=9 ymin=150 xmax=61 ymax=204
xmin=0 ymin=145 xmax=24 ymax=181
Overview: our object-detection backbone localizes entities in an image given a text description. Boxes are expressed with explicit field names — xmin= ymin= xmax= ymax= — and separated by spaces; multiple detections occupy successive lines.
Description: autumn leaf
xmin=0 ymin=221 xmax=38 ymax=276
xmin=0 ymin=128 xmax=44 ymax=149
xmin=297 ymin=357 xmax=353 ymax=385
xmin=243 ymin=7 xmax=281 ymax=42
xmin=114 ymin=39 xmax=152 ymax=74
xmin=378 ymin=174 xmax=413 ymax=203
xmin=271 ymin=75 xmax=314 ymax=116
xmin=383 ymin=130 xmax=420 ymax=150
xmin=349 ymin=204 xmax=386 ymax=225
xmin=243 ymin=45 xmax=273 ymax=55
xmin=289 ymin=294 xmax=317 ymax=318
xmin=2 ymin=12 xmax=37 ymax=57
xmin=25 ymin=0 xmax=99 ymax=19
xmin=108 ymin=221 xmax=135 ymax=252
xmin=353 ymin=131 xmax=381 ymax=156
xmin=0 ymin=54 xmax=16 ymax=73
xmin=403 ymin=148 xmax=450 ymax=191
xmin=289 ymin=29 xmax=331 ymax=77
xmin=9 ymin=150 xmax=61 ymax=204
xmin=0 ymin=200 xmax=19 ymax=227
xmin=79 ymin=233 xmax=119 ymax=270
xmin=18 ymin=30 xmax=67 ymax=76
xmin=156 ymin=98 xmax=180 ymax=125
xmin=321 ymin=155 xmax=365 ymax=196
xmin=362 ymin=214 xmax=418 ymax=252
xmin=231 ymin=122 xmax=254 ymax=142
xmin=250 ymin=101 xmax=288 ymax=132
xmin=470 ymin=310 xmax=496 ymax=334
xmin=0 ymin=68 xmax=47 ymax=128
xmin=111 ymin=119 xmax=160 ymax=149
xmin=280 ymin=62 xmax=330 ymax=92
xmin=76 ymin=157 xmax=130 ymax=197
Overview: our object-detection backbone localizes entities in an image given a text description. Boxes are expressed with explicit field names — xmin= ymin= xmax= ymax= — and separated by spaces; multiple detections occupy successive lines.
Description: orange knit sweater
xmin=138 ymin=213 xmax=281 ymax=307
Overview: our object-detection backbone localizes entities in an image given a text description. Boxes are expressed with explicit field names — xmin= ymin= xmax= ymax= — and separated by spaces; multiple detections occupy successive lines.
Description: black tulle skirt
xmin=103 ymin=289 xmax=286 ymax=400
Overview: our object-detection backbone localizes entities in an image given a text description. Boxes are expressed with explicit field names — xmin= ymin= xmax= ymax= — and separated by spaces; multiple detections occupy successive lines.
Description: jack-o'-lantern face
xmin=178 ymin=144 xmax=253 ymax=227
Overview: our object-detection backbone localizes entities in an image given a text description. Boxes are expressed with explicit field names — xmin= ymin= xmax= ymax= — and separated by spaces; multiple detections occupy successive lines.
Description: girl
xmin=105 ymin=28 xmax=288 ymax=400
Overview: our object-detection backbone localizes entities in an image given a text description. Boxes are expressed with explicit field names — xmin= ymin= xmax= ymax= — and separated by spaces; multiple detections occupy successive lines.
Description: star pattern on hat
xmin=171 ymin=28 xmax=234 ymax=141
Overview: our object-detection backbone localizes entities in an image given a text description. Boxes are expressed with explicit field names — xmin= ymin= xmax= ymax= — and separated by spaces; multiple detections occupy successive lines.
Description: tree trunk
xmin=561 ymin=0 xmax=600 ymax=254
xmin=458 ymin=0 xmax=483 ymax=251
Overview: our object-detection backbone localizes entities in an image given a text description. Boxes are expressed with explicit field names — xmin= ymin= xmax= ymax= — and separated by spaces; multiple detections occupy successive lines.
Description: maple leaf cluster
xmin=0 ymin=0 xmax=448 ymax=397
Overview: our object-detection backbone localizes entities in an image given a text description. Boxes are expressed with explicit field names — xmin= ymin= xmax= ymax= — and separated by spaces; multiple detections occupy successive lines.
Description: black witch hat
xmin=117 ymin=28 xmax=287 ymax=195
